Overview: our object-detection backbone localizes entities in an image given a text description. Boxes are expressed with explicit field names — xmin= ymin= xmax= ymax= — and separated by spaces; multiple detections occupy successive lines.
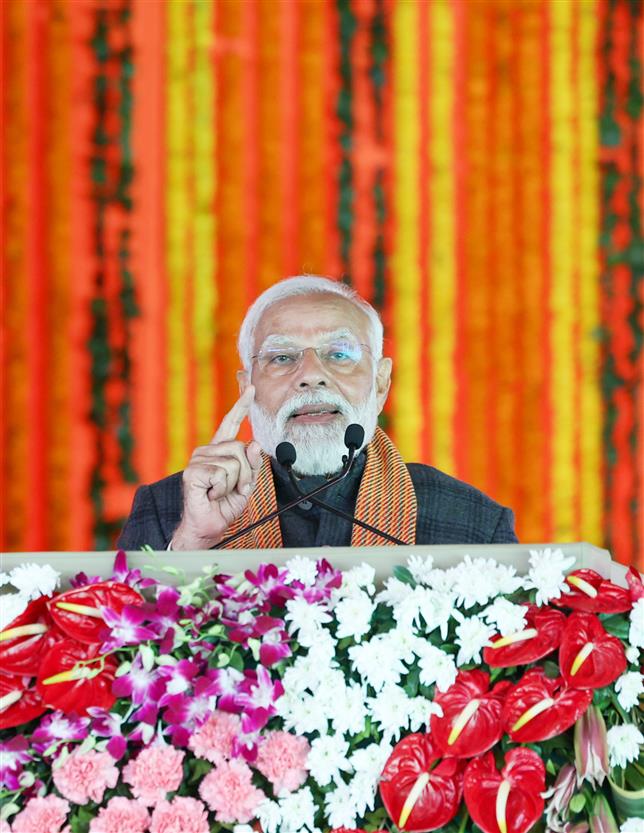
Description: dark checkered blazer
xmin=117 ymin=463 xmax=518 ymax=550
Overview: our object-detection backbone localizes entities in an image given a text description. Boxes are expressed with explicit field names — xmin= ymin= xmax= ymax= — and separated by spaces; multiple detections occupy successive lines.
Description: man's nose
xmin=294 ymin=347 xmax=328 ymax=388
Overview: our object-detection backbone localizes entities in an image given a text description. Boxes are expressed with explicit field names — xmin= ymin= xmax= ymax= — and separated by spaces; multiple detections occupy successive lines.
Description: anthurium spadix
xmin=559 ymin=612 xmax=627 ymax=689
xmin=502 ymin=667 xmax=593 ymax=743
xmin=551 ymin=569 xmax=632 ymax=614
xmin=47 ymin=582 xmax=144 ymax=644
xmin=483 ymin=605 xmax=566 ymax=667
xmin=36 ymin=639 xmax=117 ymax=715
xmin=430 ymin=669 xmax=510 ymax=757
xmin=463 ymin=748 xmax=545 ymax=833
xmin=379 ymin=733 xmax=465 ymax=832
xmin=0 ymin=596 xmax=60 ymax=675
xmin=574 ymin=705 xmax=609 ymax=788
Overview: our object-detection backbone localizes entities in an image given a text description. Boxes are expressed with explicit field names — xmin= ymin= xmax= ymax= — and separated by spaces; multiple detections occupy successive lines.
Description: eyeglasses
xmin=251 ymin=339 xmax=372 ymax=377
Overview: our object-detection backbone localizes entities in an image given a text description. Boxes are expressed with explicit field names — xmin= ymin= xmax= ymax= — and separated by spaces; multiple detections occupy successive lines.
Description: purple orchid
xmin=100 ymin=604 xmax=158 ymax=651
xmin=297 ymin=558 xmax=342 ymax=603
xmin=87 ymin=708 xmax=128 ymax=759
xmin=243 ymin=563 xmax=295 ymax=607
xmin=235 ymin=666 xmax=284 ymax=732
xmin=0 ymin=737 xmax=31 ymax=790
xmin=70 ymin=571 xmax=103 ymax=588
xmin=31 ymin=712 xmax=90 ymax=756
xmin=143 ymin=586 xmax=182 ymax=648
xmin=162 ymin=675 xmax=220 ymax=746
xmin=110 ymin=550 xmax=158 ymax=591
xmin=157 ymin=659 xmax=202 ymax=701
xmin=111 ymin=654 xmax=166 ymax=706
xmin=208 ymin=666 xmax=245 ymax=713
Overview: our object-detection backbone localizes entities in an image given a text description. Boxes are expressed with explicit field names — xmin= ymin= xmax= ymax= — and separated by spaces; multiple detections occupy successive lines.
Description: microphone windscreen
xmin=275 ymin=441 xmax=297 ymax=467
xmin=344 ymin=423 xmax=365 ymax=450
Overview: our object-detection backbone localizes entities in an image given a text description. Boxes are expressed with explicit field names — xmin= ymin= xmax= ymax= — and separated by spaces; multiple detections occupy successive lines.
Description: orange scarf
xmin=221 ymin=428 xmax=417 ymax=548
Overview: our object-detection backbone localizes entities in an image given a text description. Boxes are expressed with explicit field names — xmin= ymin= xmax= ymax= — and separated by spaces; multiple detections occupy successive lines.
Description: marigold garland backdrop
xmin=1 ymin=0 xmax=642 ymax=565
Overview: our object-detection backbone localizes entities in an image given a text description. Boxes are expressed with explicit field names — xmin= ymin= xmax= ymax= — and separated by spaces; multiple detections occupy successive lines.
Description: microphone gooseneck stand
xmin=275 ymin=430 xmax=407 ymax=547
xmin=213 ymin=425 xmax=362 ymax=549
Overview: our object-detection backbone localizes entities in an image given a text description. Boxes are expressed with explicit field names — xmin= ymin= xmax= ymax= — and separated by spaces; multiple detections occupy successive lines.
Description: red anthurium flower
xmin=464 ymin=748 xmax=545 ymax=833
xmin=48 ymin=581 xmax=144 ymax=644
xmin=330 ymin=829 xmax=386 ymax=833
xmin=626 ymin=567 xmax=644 ymax=602
xmin=0 ymin=596 xmax=61 ymax=675
xmin=36 ymin=639 xmax=117 ymax=715
xmin=483 ymin=605 xmax=566 ymax=667
xmin=430 ymin=670 xmax=510 ymax=758
xmin=501 ymin=667 xmax=592 ymax=742
xmin=0 ymin=673 xmax=47 ymax=729
xmin=559 ymin=612 xmax=626 ymax=689
xmin=551 ymin=569 xmax=631 ymax=613
xmin=379 ymin=733 xmax=465 ymax=832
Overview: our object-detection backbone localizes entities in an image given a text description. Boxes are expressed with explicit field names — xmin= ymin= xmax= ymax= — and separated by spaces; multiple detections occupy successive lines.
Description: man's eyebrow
xmin=258 ymin=329 xmax=357 ymax=350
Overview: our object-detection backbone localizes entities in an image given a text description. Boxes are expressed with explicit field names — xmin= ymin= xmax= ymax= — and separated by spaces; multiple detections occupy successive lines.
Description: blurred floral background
xmin=1 ymin=0 xmax=641 ymax=564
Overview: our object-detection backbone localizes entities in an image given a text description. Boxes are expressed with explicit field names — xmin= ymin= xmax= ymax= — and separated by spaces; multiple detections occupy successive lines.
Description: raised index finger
xmin=211 ymin=385 xmax=255 ymax=443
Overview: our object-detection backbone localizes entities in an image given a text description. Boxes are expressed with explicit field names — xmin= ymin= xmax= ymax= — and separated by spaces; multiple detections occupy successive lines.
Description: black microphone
xmin=213 ymin=427 xmax=362 ymax=549
xmin=279 ymin=425 xmax=407 ymax=546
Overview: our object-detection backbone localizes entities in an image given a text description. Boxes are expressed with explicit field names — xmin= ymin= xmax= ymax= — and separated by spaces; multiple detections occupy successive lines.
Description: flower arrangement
xmin=0 ymin=548 xmax=642 ymax=833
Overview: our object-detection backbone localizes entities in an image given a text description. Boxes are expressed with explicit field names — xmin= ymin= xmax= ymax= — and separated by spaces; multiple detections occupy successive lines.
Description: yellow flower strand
xmin=390 ymin=0 xmax=421 ymax=461
xmin=192 ymin=0 xmax=217 ymax=445
xmin=577 ymin=0 xmax=603 ymax=544
xmin=428 ymin=0 xmax=456 ymax=474
xmin=549 ymin=0 xmax=577 ymax=539
xmin=166 ymin=0 xmax=191 ymax=472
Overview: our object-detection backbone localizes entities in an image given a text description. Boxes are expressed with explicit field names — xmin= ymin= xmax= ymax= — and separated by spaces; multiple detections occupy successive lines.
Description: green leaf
xmin=570 ymin=793 xmax=586 ymax=813
xmin=393 ymin=565 xmax=415 ymax=585
xmin=599 ymin=614 xmax=630 ymax=641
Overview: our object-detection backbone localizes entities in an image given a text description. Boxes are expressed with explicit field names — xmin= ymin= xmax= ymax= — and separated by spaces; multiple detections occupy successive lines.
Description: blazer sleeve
xmin=116 ymin=484 xmax=170 ymax=551
xmin=491 ymin=507 xmax=519 ymax=543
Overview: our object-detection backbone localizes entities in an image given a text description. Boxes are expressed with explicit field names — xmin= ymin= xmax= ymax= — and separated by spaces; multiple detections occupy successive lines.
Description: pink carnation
xmin=88 ymin=797 xmax=149 ymax=833
xmin=149 ymin=797 xmax=209 ymax=833
xmin=0 ymin=821 xmax=10 ymax=833
xmin=199 ymin=759 xmax=265 ymax=823
xmin=122 ymin=744 xmax=185 ymax=805
xmin=12 ymin=795 xmax=70 ymax=833
xmin=188 ymin=710 xmax=240 ymax=764
xmin=52 ymin=750 xmax=118 ymax=804
xmin=255 ymin=730 xmax=310 ymax=795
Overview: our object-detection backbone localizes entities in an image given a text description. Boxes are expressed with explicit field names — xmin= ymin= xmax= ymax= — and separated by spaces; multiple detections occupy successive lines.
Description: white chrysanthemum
xmin=386 ymin=625 xmax=420 ymax=665
xmin=348 ymin=634 xmax=407 ymax=692
xmin=366 ymin=683 xmax=415 ymax=741
xmin=307 ymin=734 xmax=352 ymax=786
xmin=615 ymin=671 xmax=644 ymax=711
xmin=629 ymin=599 xmax=644 ymax=649
xmin=324 ymin=780 xmax=357 ymax=829
xmin=348 ymin=770 xmax=379 ymax=816
xmin=425 ymin=568 xmax=458 ymax=594
xmin=417 ymin=588 xmax=459 ymax=639
xmin=255 ymin=800 xmax=282 ymax=833
xmin=334 ymin=591 xmax=375 ymax=641
xmin=620 ymin=819 xmax=644 ymax=832
xmin=284 ymin=555 xmax=318 ymax=586
xmin=284 ymin=597 xmax=331 ymax=646
xmin=330 ymin=682 xmax=369 ymax=736
xmin=416 ymin=642 xmax=458 ymax=692
xmin=340 ymin=563 xmax=376 ymax=597
xmin=312 ymin=670 xmax=350 ymax=718
xmin=8 ymin=563 xmax=60 ymax=601
xmin=626 ymin=645 xmax=640 ymax=665
xmin=275 ymin=690 xmax=329 ymax=736
xmin=0 ymin=573 xmax=11 ymax=588
xmin=0 ymin=593 xmax=29 ymax=631
xmin=391 ymin=586 xmax=432 ymax=629
xmin=454 ymin=613 xmax=496 ymax=666
xmin=523 ymin=547 xmax=576 ymax=606
xmin=482 ymin=598 xmax=528 ymax=636
xmin=377 ymin=576 xmax=415 ymax=607
xmin=407 ymin=553 xmax=435 ymax=584
xmin=607 ymin=724 xmax=644 ymax=770
xmin=408 ymin=696 xmax=441 ymax=733
xmin=450 ymin=557 xmax=501 ymax=608
xmin=350 ymin=739 xmax=393 ymax=786
xmin=278 ymin=787 xmax=316 ymax=833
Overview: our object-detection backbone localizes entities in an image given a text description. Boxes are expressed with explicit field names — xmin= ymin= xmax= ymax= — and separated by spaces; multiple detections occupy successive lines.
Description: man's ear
xmin=237 ymin=370 xmax=250 ymax=395
xmin=375 ymin=357 xmax=392 ymax=412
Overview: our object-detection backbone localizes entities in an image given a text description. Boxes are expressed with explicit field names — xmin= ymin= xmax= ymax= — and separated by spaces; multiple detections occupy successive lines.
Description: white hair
xmin=237 ymin=275 xmax=384 ymax=371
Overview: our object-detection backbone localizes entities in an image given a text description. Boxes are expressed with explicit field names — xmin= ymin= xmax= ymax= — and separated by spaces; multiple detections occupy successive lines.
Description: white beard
xmin=249 ymin=388 xmax=379 ymax=476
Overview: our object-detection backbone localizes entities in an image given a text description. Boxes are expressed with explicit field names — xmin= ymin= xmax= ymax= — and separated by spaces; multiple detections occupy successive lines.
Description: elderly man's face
xmin=238 ymin=293 xmax=392 ymax=473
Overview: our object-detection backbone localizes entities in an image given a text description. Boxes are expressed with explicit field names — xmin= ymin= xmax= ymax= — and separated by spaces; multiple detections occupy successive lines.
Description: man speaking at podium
xmin=118 ymin=276 xmax=517 ymax=551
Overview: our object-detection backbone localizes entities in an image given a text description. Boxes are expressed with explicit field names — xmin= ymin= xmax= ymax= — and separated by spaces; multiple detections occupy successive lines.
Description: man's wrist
xmin=169 ymin=524 xmax=221 ymax=551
